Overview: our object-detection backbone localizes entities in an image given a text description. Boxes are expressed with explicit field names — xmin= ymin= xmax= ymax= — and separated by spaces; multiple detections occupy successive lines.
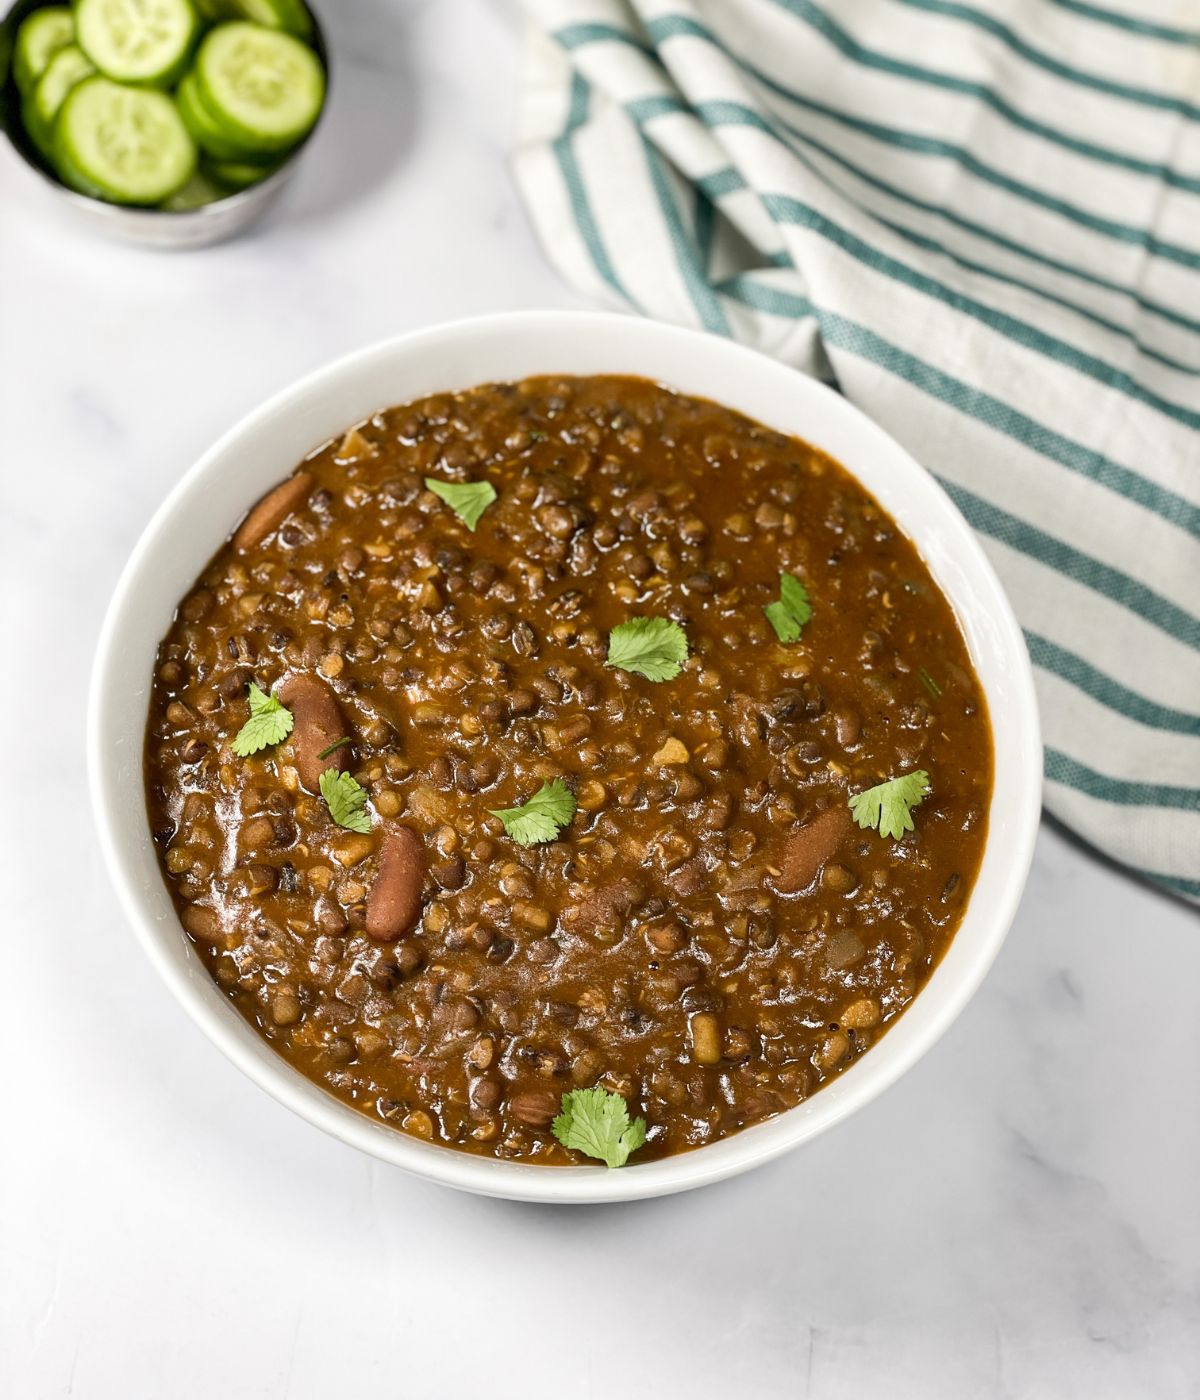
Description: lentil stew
xmin=144 ymin=375 xmax=993 ymax=1165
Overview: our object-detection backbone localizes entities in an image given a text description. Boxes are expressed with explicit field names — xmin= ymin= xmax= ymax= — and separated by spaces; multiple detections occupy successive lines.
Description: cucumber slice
xmin=191 ymin=0 xmax=312 ymax=37
xmin=14 ymin=6 xmax=75 ymax=94
xmin=52 ymin=138 xmax=108 ymax=199
xmin=195 ymin=22 xmax=322 ymax=153
xmin=55 ymin=76 xmax=197 ymax=203
xmin=23 ymin=44 xmax=95 ymax=157
xmin=227 ymin=0 xmax=312 ymax=38
xmin=206 ymin=155 xmax=279 ymax=188
xmin=176 ymin=68 xmax=268 ymax=158
xmin=161 ymin=167 xmax=226 ymax=209
xmin=75 ymin=0 xmax=199 ymax=87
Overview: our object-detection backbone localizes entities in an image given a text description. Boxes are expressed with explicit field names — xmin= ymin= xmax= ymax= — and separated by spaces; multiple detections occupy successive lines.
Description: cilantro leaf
xmin=552 ymin=1086 xmax=648 ymax=1168
xmin=424 ymin=477 xmax=497 ymax=531
xmin=319 ymin=767 xmax=373 ymax=833
xmin=763 ymin=571 xmax=812 ymax=644
xmin=848 ymin=770 xmax=931 ymax=840
xmin=231 ymin=682 xmax=294 ymax=757
xmin=606 ymin=617 xmax=688 ymax=681
xmin=487 ymin=778 xmax=576 ymax=846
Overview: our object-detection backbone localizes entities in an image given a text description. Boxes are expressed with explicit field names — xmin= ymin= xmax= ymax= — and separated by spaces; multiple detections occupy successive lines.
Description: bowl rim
xmin=88 ymin=310 xmax=1042 ymax=1203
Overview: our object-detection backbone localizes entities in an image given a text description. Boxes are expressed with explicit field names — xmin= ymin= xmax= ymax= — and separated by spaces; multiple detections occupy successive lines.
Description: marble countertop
xmin=2 ymin=3 xmax=1197 ymax=1395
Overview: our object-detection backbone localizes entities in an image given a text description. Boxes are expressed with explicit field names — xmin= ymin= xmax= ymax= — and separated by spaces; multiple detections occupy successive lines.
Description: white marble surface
xmin=2 ymin=3 xmax=1198 ymax=1396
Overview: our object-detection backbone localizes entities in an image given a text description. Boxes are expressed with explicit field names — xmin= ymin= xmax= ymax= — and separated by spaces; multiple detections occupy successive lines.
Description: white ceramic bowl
xmin=89 ymin=311 xmax=1042 ymax=1203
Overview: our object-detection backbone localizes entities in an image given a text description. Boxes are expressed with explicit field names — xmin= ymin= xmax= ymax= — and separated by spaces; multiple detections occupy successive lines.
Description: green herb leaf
xmin=849 ymin=770 xmax=931 ymax=841
xmin=606 ymin=616 xmax=688 ymax=681
xmin=917 ymin=668 xmax=942 ymax=699
xmin=424 ymin=476 xmax=497 ymax=531
xmin=231 ymin=682 xmax=294 ymax=757
xmin=316 ymin=736 xmax=351 ymax=760
xmin=552 ymin=1086 xmax=647 ymax=1168
xmin=319 ymin=767 xmax=373 ymax=833
xmin=488 ymin=778 xmax=576 ymax=846
xmin=763 ymin=571 xmax=812 ymax=644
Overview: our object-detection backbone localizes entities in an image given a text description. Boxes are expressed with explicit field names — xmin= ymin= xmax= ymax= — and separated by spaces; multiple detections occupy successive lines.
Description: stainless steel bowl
xmin=0 ymin=0 xmax=328 ymax=248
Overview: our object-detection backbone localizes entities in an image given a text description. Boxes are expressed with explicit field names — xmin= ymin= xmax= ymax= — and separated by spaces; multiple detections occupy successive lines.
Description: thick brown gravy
xmin=144 ymin=375 xmax=992 ymax=1164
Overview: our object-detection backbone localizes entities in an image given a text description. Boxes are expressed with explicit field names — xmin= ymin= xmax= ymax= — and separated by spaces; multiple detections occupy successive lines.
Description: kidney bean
xmin=233 ymin=472 xmax=314 ymax=552
xmin=366 ymin=828 xmax=426 ymax=942
xmin=278 ymin=673 xmax=351 ymax=793
xmin=773 ymin=807 xmax=852 ymax=894
xmin=509 ymin=1090 xmax=561 ymax=1128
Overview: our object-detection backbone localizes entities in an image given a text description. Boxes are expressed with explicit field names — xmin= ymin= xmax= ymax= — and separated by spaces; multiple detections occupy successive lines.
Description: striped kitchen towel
xmin=514 ymin=0 xmax=1200 ymax=903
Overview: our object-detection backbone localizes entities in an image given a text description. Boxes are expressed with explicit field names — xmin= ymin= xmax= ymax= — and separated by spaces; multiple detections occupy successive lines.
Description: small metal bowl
xmin=0 ymin=0 xmax=328 ymax=248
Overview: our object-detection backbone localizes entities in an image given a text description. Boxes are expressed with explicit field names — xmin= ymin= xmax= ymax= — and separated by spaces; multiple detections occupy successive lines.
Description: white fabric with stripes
xmin=514 ymin=0 xmax=1200 ymax=902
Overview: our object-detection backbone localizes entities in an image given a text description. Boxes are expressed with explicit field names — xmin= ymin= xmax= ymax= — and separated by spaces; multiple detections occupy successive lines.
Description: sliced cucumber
xmin=55 ymin=76 xmax=197 ymax=203
xmin=176 ymin=68 xmax=266 ymax=158
xmin=192 ymin=0 xmax=311 ymax=37
xmin=206 ymin=155 xmax=279 ymax=188
xmin=161 ymin=167 xmax=226 ymax=209
xmin=227 ymin=0 xmax=312 ymax=38
xmin=194 ymin=22 xmax=322 ymax=153
xmin=75 ymin=0 xmax=199 ymax=87
xmin=23 ymin=44 xmax=96 ymax=157
xmin=14 ymin=6 xmax=75 ymax=94
xmin=52 ymin=138 xmax=108 ymax=199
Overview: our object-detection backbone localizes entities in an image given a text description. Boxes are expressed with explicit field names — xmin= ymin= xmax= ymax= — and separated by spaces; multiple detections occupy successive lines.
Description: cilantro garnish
xmin=763 ymin=571 xmax=812 ymax=644
xmin=487 ymin=778 xmax=576 ymax=846
xmin=848 ymin=770 xmax=931 ymax=840
xmin=231 ymin=682 xmax=294 ymax=757
xmin=317 ymin=736 xmax=351 ymax=760
xmin=606 ymin=616 xmax=688 ymax=682
xmin=424 ymin=477 xmax=497 ymax=531
xmin=552 ymin=1086 xmax=647 ymax=1168
xmin=319 ymin=767 xmax=373 ymax=833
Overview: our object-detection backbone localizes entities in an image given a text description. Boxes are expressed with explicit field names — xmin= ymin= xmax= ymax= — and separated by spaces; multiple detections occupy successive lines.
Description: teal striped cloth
xmin=515 ymin=0 xmax=1200 ymax=903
